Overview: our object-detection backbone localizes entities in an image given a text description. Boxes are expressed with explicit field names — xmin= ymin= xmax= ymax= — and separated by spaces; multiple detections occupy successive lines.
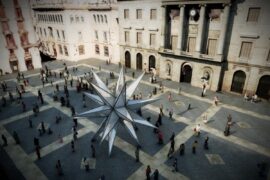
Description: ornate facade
xmin=0 ymin=0 xmax=41 ymax=74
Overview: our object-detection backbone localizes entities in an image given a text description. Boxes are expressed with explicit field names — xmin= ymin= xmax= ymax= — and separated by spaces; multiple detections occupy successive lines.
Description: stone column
xmin=176 ymin=4 xmax=185 ymax=53
xmin=160 ymin=5 xmax=167 ymax=49
xmin=195 ymin=4 xmax=206 ymax=53
xmin=217 ymin=4 xmax=231 ymax=55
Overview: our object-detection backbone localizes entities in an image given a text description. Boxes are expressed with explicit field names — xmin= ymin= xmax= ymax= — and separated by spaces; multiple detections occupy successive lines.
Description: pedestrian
xmin=73 ymin=131 xmax=78 ymax=141
xmin=172 ymin=158 xmax=178 ymax=172
xmin=169 ymin=109 xmax=173 ymax=120
xmin=21 ymin=101 xmax=26 ymax=112
xmin=146 ymin=165 xmax=151 ymax=180
xmin=195 ymin=124 xmax=201 ymax=136
xmin=41 ymin=121 xmax=46 ymax=134
xmin=73 ymin=118 xmax=78 ymax=127
xmin=91 ymin=144 xmax=96 ymax=158
xmin=70 ymin=106 xmax=75 ymax=116
xmin=83 ymin=157 xmax=90 ymax=171
xmin=28 ymin=117 xmax=33 ymax=128
xmin=132 ymin=72 xmax=135 ymax=78
xmin=203 ymin=114 xmax=208 ymax=124
xmin=167 ymin=146 xmax=174 ymax=159
xmin=179 ymin=143 xmax=185 ymax=156
xmin=13 ymin=131 xmax=20 ymax=144
xmin=192 ymin=140 xmax=198 ymax=154
xmin=159 ymin=104 xmax=163 ymax=116
xmin=187 ymin=103 xmax=191 ymax=110
xmin=135 ymin=145 xmax=140 ymax=162
xmin=214 ymin=96 xmax=219 ymax=106
xmin=58 ymin=134 xmax=63 ymax=143
xmin=2 ymin=134 xmax=7 ymax=146
xmin=56 ymin=160 xmax=63 ymax=176
xmin=153 ymin=169 xmax=159 ymax=180
xmin=170 ymin=132 xmax=175 ymax=152
xmin=157 ymin=113 xmax=162 ymax=126
xmin=71 ymin=140 xmax=75 ymax=152
xmin=157 ymin=130 xmax=164 ymax=144
xmin=36 ymin=146 xmax=41 ymax=159
xmin=34 ymin=137 xmax=40 ymax=148
xmin=168 ymin=92 xmax=172 ymax=102
xmin=204 ymin=136 xmax=209 ymax=150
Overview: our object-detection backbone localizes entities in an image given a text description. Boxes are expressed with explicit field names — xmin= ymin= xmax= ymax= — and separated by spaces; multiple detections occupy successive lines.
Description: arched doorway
xmin=125 ymin=51 xmax=131 ymax=68
xmin=231 ymin=70 xmax=246 ymax=94
xmin=149 ymin=55 xmax=156 ymax=71
xmin=180 ymin=64 xmax=192 ymax=83
xmin=136 ymin=53 xmax=142 ymax=70
xmin=256 ymin=75 xmax=270 ymax=100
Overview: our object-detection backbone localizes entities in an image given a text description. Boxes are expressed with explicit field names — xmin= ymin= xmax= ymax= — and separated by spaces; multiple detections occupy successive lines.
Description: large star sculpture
xmin=75 ymin=67 xmax=158 ymax=156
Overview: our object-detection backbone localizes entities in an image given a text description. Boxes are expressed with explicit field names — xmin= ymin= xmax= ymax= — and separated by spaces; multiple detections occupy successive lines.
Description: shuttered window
xmin=150 ymin=9 xmax=157 ymax=20
xmin=137 ymin=32 xmax=142 ymax=44
xmin=64 ymin=46 xmax=68 ymax=56
xmin=247 ymin=8 xmax=260 ymax=22
xmin=136 ymin=9 xmax=142 ymax=19
xmin=124 ymin=9 xmax=129 ymax=19
xmin=95 ymin=45 xmax=100 ymax=54
xmin=207 ymin=39 xmax=217 ymax=56
xmin=104 ymin=46 xmax=109 ymax=56
xmin=150 ymin=33 xmax=156 ymax=46
xmin=188 ymin=37 xmax=196 ymax=53
xmin=78 ymin=45 xmax=85 ymax=55
xmin=239 ymin=42 xmax=252 ymax=58
xmin=125 ymin=31 xmax=129 ymax=43
xmin=58 ymin=44 xmax=63 ymax=55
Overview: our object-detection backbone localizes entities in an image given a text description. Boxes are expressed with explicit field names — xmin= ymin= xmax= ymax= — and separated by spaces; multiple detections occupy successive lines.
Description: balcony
xmin=9 ymin=54 xmax=18 ymax=62
xmin=24 ymin=52 xmax=32 ymax=60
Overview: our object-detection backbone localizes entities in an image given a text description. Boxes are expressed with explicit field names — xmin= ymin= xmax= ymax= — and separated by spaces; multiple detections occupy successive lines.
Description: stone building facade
xmin=30 ymin=0 xmax=119 ymax=64
xmin=0 ymin=0 xmax=41 ymax=74
xmin=119 ymin=0 xmax=270 ymax=99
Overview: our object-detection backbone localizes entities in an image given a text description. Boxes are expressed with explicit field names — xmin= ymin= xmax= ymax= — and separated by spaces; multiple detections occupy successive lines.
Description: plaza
xmin=1 ymin=59 xmax=270 ymax=180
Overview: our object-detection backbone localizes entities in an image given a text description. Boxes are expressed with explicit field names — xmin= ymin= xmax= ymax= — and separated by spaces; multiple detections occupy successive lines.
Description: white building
xmin=31 ymin=0 xmax=119 ymax=64
xmin=0 ymin=0 xmax=41 ymax=74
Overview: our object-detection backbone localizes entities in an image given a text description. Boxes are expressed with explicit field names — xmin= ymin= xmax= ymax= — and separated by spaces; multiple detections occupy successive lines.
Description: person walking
xmin=169 ymin=109 xmax=173 ymax=120
xmin=157 ymin=113 xmax=162 ymax=126
xmin=34 ymin=137 xmax=40 ymax=148
xmin=204 ymin=137 xmax=209 ymax=150
xmin=135 ymin=145 xmax=140 ymax=162
xmin=168 ymin=92 xmax=172 ymax=102
xmin=159 ymin=104 xmax=164 ymax=116
xmin=2 ymin=134 xmax=7 ymax=146
xmin=91 ymin=144 xmax=96 ymax=158
xmin=71 ymin=140 xmax=75 ymax=152
xmin=179 ymin=143 xmax=185 ymax=156
xmin=214 ymin=96 xmax=219 ymax=106
xmin=157 ymin=130 xmax=164 ymax=144
xmin=56 ymin=160 xmax=63 ymax=176
xmin=195 ymin=124 xmax=201 ymax=136
xmin=192 ymin=140 xmax=198 ymax=154
xmin=73 ymin=118 xmax=78 ymax=127
xmin=41 ymin=121 xmax=46 ymax=134
xmin=170 ymin=132 xmax=175 ymax=152
xmin=146 ymin=165 xmax=151 ymax=180
xmin=13 ymin=131 xmax=20 ymax=144
xmin=153 ymin=169 xmax=159 ymax=180
xmin=36 ymin=146 xmax=41 ymax=159
xmin=28 ymin=117 xmax=33 ymax=128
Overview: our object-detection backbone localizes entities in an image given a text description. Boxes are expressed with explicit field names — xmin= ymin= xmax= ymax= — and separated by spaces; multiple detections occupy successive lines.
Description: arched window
xmin=97 ymin=15 xmax=100 ymax=22
xmin=105 ymin=15 xmax=107 ymax=23
xmin=231 ymin=70 xmax=246 ymax=94
xmin=101 ymin=15 xmax=103 ymax=23
xmin=93 ymin=15 xmax=96 ymax=22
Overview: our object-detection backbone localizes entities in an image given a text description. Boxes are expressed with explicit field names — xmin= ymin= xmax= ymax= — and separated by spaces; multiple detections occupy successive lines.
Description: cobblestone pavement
xmin=0 ymin=58 xmax=270 ymax=180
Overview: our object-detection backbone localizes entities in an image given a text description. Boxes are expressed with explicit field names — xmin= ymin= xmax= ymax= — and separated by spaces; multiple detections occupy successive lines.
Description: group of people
xmin=244 ymin=93 xmax=259 ymax=103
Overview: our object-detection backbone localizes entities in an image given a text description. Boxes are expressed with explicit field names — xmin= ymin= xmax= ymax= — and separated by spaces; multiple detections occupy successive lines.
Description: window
xmin=70 ymin=15 xmax=74 ymax=23
xmin=93 ymin=15 xmax=96 ymax=22
xmin=39 ymin=28 xmax=42 ymax=36
xmin=97 ymin=15 xmax=100 ymax=22
xmin=58 ymin=44 xmax=63 ymax=54
xmin=64 ymin=45 xmax=68 ymax=56
xmin=95 ymin=45 xmax=100 ymax=54
xmin=60 ymin=15 xmax=63 ymax=23
xmin=239 ymin=42 xmax=252 ymax=58
xmin=104 ymin=15 xmax=107 ymax=23
xmin=78 ymin=31 xmax=82 ymax=41
xmin=78 ymin=45 xmax=85 ymax=55
xmin=124 ymin=31 xmax=130 ymax=43
xmin=103 ymin=31 xmax=107 ymax=42
xmin=207 ymin=39 xmax=217 ymax=56
xmin=137 ymin=32 xmax=142 ymax=44
xmin=56 ymin=30 xmax=60 ymax=39
xmin=150 ymin=9 xmax=157 ymax=20
xmin=104 ymin=46 xmax=109 ymax=56
xmin=62 ymin=30 xmax=65 ymax=40
xmin=187 ymin=37 xmax=196 ymax=53
xmin=247 ymin=8 xmax=260 ymax=22
xmin=101 ymin=15 xmax=103 ymax=23
xmin=124 ymin=9 xmax=129 ymax=19
xmin=81 ymin=16 xmax=84 ymax=22
xmin=75 ymin=15 xmax=79 ymax=22
xmin=150 ymin=33 xmax=156 ymax=46
xmin=267 ymin=50 xmax=270 ymax=61
xmin=95 ymin=30 xmax=98 ymax=40
xmin=171 ymin=36 xmax=178 ymax=50
xmin=44 ymin=28 xmax=47 ymax=37
xmin=136 ymin=9 xmax=142 ymax=19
